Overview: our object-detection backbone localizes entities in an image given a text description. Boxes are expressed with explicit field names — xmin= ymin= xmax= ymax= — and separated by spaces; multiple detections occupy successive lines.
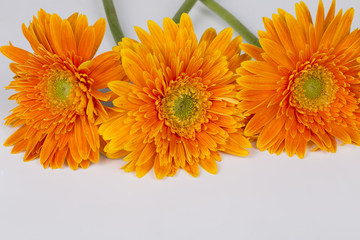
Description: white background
xmin=1 ymin=0 xmax=360 ymax=239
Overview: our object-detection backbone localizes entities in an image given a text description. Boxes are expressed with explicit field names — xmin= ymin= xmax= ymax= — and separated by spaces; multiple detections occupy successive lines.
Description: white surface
xmin=1 ymin=0 xmax=360 ymax=239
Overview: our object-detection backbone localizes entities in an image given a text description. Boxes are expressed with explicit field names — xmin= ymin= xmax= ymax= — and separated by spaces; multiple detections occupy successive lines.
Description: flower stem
xmin=200 ymin=0 xmax=260 ymax=47
xmin=102 ymin=0 xmax=124 ymax=43
xmin=173 ymin=0 xmax=198 ymax=23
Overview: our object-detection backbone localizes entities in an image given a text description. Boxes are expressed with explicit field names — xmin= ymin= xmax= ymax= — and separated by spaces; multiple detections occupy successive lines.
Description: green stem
xmin=173 ymin=0 xmax=198 ymax=23
xmin=200 ymin=0 xmax=260 ymax=47
xmin=102 ymin=0 xmax=124 ymax=43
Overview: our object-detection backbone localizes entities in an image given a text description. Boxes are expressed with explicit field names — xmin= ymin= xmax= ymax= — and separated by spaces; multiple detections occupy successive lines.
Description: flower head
xmin=1 ymin=9 xmax=125 ymax=169
xmin=99 ymin=14 xmax=251 ymax=178
xmin=237 ymin=0 xmax=360 ymax=158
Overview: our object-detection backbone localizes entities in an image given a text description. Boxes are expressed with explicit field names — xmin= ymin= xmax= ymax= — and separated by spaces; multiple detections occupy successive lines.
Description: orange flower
xmin=1 ymin=9 xmax=125 ymax=169
xmin=99 ymin=14 xmax=251 ymax=179
xmin=237 ymin=0 xmax=360 ymax=158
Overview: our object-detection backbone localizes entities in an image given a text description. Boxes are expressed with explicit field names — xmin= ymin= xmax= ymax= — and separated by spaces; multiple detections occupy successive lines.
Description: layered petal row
xmin=1 ymin=9 xmax=126 ymax=169
xmin=237 ymin=0 xmax=360 ymax=158
xmin=99 ymin=14 xmax=252 ymax=178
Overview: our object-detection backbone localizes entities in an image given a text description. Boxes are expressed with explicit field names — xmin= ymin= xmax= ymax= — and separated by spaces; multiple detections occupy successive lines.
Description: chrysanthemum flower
xmin=237 ymin=0 xmax=360 ymax=158
xmin=1 ymin=9 xmax=125 ymax=169
xmin=99 ymin=14 xmax=252 ymax=178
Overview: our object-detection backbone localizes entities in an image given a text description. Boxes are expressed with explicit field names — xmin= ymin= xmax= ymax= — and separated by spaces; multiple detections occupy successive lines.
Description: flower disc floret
xmin=291 ymin=65 xmax=338 ymax=112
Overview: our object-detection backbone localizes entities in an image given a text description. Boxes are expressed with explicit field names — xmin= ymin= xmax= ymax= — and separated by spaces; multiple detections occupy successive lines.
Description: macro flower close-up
xmin=2 ymin=1 xmax=360 ymax=239
xmin=237 ymin=0 xmax=360 ymax=158
xmin=0 ymin=9 xmax=125 ymax=169
xmin=99 ymin=13 xmax=252 ymax=179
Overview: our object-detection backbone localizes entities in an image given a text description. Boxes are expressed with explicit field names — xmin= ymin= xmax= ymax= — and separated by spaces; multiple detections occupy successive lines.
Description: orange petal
xmin=78 ymin=26 xmax=95 ymax=61
xmin=0 ymin=45 xmax=32 ymax=64
xmin=199 ymin=157 xmax=218 ymax=175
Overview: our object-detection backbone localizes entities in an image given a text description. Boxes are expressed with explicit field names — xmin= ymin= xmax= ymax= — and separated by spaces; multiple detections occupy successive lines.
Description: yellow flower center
xmin=164 ymin=85 xmax=201 ymax=126
xmin=43 ymin=70 xmax=77 ymax=110
xmin=160 ymin=74 xmax=210 ymax=138
xmin=292 ymin=65 xmax=338 ymax=112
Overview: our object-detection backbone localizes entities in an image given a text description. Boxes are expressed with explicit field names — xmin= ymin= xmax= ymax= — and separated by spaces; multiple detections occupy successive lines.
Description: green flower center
xmin=173 ymin=94 xmax=194 ymax=120
xmin=292 ymin=65 xmax=338 ymax=112
xmin=159 ymin=74 xmax=211 ymax=138
xmin=43 ymin=70 xmax=77 ymax=110
xmin=55 ymin=79 xmax=72 ymax=100
xmin=303 ymin=77 xmax=322 ymax=99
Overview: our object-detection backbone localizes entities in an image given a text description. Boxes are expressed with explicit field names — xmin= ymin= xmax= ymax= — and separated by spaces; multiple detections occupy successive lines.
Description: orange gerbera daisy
xmin=237 ymin=0 xmax=360 ymax=158
xmin=1 ymin=9 xmax=125 ymax=169
xmin=99 ymin=14 xmax=252 ymax=179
